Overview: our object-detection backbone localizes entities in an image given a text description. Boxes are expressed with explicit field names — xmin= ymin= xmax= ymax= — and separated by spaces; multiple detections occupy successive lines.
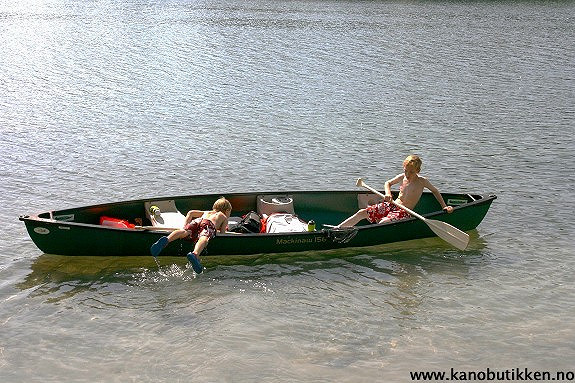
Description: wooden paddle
xmin=356 ymin=178 xmax=470 ymax=250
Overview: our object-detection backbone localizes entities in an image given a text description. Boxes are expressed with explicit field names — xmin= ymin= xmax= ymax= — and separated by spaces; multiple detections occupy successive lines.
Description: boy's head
xmin=213 ymin=197 xmax=232 ymax=214
xmin=403 ymin=155 xmax=422 ymax=172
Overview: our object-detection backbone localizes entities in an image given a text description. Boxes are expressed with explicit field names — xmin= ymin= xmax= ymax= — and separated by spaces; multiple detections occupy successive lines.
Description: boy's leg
xmin=378 ymin=217 xmax=391 ymax=224
xmin=187 ymin=236 xmax=208 ymax=274
xmin=151 ymin=229 xmax=187 ymax=257
xmin=167 ymin=229 xmax=188 ymax=242
xmin=338 ymin=209 xmax=368 ymax=227
xmin=150 ymin=236 xmax=169 ymax=257
xmin=193 ymin=236 xmax=209 ymax=256
xmin=187 ymin=221 xmax=216 ymax=274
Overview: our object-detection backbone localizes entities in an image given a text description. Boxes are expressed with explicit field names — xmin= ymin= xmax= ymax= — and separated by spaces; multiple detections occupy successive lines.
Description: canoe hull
xmin=20 ymin=190 xmax=496 ymax=257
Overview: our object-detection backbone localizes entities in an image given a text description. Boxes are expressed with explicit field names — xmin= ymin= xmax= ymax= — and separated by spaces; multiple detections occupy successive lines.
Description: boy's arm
xmin=215 ymin=212 xmax=228 ymax=234
xmin=219 ymin=217 xmax=228 ymax=233
xmin=384 ymin=174 xmax=404 ymax=201
xmin=424 ymin=179 xmax=453 ymax=213
xmin=184 ymin=210 xmax=205 ymax=225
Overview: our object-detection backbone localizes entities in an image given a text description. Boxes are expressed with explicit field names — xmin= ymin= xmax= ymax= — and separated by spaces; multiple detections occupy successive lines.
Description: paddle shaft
xmin=136 ymin=226 xmax=180 ymax=231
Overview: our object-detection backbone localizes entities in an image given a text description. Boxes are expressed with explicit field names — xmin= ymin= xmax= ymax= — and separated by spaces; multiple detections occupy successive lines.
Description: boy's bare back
xmin=203 ymin=210 xmax=228 ymax=233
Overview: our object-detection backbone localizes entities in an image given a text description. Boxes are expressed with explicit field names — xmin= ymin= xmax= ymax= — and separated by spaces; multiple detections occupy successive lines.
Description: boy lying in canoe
xmin=337 ymin=155 xmax=453 ymax=227
xmin=150 ymin=197 xmax=233 ymax=274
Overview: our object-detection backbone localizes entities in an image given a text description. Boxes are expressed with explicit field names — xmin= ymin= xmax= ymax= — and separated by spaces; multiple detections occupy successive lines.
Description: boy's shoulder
xmin=214 ymin=210 xmax=228 ymax=219
xmin=416 ymin=175 xmax=436 ymax=187
xmin=416 ymin=174 xmax=429 ymax=181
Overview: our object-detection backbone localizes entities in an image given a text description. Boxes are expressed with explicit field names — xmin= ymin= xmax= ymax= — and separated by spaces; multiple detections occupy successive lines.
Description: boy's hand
xmin=384 ymin=194 xmax=392 ymax=202
xmin=443 ymin=206 xmax=454 ymax=213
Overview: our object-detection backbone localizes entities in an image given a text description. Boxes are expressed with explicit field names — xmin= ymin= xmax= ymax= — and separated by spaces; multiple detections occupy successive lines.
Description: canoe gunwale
xmin=19 ymin=191 xmax=496 ymax=224
xmin=19 ymin=193 xmax=496 ymax=232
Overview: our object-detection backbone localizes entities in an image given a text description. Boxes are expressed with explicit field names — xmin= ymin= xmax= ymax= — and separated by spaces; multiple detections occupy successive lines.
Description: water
xmin=1 ymin=0 xmax=574 ymax=381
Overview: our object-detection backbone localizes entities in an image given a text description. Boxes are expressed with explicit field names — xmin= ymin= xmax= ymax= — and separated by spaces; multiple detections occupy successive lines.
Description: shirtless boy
xmin=150 ymin=197 xmax=232 ymax=274
xmin=338 ymin=155 xmax=453 ymax=227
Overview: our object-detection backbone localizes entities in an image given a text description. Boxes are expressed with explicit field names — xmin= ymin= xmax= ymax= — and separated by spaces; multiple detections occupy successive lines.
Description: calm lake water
xmin=1 ymin=0 xmax=574 ymax=381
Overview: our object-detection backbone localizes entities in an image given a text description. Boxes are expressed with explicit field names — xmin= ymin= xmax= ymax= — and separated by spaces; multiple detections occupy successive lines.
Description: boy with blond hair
xmin=338 ymin=155 xmax=453 ymax=227
xmin=150 ymin=197 xmax=232 ymax=274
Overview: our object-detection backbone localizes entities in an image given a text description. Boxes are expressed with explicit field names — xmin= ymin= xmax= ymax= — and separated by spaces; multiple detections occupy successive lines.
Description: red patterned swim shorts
xmin=366 ymin=202 xmax=410 ymax=223
xmin=183 ymin=218 xmax=217 ymax=242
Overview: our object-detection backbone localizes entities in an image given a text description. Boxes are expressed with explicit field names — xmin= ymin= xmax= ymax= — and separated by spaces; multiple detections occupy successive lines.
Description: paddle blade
xmin=356 ymin=178 xmax=364 ymax=187
xmin=426 ymin=219 xmax=470 ymax=251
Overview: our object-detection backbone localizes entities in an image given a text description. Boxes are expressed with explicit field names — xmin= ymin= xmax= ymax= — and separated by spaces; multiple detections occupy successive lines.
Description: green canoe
xmin=19 ymin=190 xmax=496 ymax=257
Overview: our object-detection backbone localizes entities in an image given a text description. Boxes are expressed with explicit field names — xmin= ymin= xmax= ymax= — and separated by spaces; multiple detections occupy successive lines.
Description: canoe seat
xmin=257 ymin=195 xmax=295 ymax=217
xmin=357 ymin=193 xmax=383 ymax=209
xmin=144 ymin=200 xmax=186 ymax=229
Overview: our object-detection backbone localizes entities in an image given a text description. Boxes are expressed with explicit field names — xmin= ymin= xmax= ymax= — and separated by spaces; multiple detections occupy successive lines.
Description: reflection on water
xmin=17 ymin=255 xmax=189 ymax=298
xmin=17 ymin=232 xmax=484 ymax=308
